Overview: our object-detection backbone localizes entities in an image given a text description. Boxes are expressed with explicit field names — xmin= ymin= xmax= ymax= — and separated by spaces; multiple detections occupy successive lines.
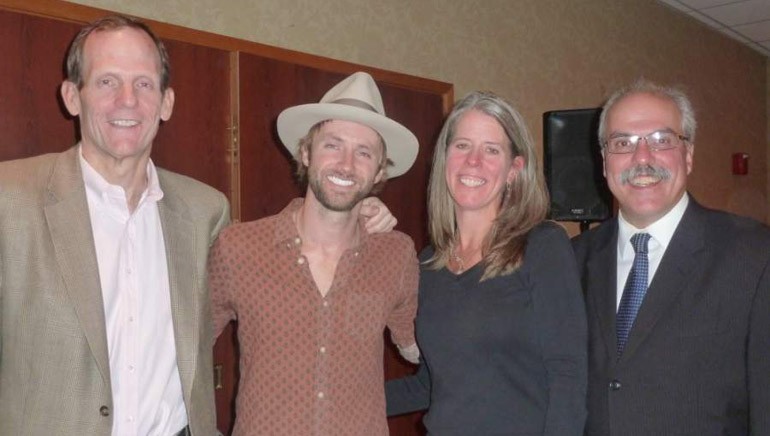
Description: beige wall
xmin=69 ymin=0 xmax=768 ymax=226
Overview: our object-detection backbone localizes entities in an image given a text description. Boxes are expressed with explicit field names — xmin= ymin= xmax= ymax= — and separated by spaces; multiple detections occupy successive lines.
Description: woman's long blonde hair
xmin=426 ymin=91 xmax=549 ymax=281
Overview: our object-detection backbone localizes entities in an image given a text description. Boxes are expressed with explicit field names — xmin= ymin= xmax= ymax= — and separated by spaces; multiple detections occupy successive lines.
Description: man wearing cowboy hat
xmin=208 ymin=71 xmax=420 ymax=435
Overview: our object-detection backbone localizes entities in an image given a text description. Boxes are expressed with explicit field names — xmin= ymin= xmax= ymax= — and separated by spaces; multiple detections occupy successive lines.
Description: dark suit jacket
xmin=0 ymin=147 xmax=230 ymax=435
xmin=572 ymin=198 xmax=770 ymax=436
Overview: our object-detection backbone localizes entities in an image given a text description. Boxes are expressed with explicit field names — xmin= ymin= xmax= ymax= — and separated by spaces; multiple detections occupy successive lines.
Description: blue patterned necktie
xmin=616 ymin=232 xmax=651 ymax=355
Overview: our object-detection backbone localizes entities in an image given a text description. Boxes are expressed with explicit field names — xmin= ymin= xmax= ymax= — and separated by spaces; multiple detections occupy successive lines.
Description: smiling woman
xmin=444 ymin=109 xmax=522 ymax=230
xmin=385 ymin=91 xmax=588 ymax=436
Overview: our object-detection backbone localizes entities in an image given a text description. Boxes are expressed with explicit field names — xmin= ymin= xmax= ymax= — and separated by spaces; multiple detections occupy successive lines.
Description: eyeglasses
xmin=603 ymin=130 xmax=689 ymax=154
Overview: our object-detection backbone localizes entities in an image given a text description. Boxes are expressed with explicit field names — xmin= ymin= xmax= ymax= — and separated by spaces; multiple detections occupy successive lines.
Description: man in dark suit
xmin=572 ymin=80 xmax=770 ymax=436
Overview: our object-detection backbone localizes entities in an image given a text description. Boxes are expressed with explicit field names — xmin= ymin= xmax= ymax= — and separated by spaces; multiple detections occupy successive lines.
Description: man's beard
xmin=308 ymin=170 xmax=373 ymax=212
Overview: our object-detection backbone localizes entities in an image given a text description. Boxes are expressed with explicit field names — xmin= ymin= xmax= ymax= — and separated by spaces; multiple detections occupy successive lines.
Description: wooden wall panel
xmin=237 ymin=57 xmax=306 ymax=221
xmin=0 ymin=10 xmax=79 ymax=160
xmin=152 ymin=40 xmax=232 ymax=195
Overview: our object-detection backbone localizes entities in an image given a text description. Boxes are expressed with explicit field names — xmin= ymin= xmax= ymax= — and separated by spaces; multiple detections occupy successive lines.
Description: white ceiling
xmin=657 ymin=0 xmax=770 ymax=57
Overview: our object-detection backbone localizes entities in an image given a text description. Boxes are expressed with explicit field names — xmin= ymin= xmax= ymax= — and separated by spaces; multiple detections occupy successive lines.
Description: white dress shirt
xmin=616 ymin=193 xmax=689 ymax=309
xmin=80 ymin=148 xmax=187 ymax=436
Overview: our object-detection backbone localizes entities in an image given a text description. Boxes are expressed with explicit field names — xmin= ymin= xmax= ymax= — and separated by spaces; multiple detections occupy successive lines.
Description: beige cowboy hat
xmin=277 ymin=71 xmax=419 ymax=178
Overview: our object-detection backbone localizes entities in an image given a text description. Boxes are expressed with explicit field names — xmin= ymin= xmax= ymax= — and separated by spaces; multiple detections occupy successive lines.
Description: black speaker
xmin=543 ymin=108 xmax=612 ymax=222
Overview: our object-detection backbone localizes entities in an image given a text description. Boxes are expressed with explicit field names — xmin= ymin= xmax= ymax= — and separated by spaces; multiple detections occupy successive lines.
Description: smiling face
xmin=302 ymin=119 xmax=385 ymax=212
xmin=603 ymin=92 xmax=693 ymax=228
xmin=445 ymin=109 xmax=522 ymax=219
xmin=61 ymin=27 xmax=174 ymax=171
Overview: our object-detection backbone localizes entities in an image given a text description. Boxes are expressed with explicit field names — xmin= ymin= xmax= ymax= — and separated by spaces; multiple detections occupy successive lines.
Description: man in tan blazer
xmin=0 ymin=16 xmax=229 ymax=435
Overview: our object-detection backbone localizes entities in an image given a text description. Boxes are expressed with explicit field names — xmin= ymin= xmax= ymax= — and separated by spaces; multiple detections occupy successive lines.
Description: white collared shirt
xmin=615 ymin=193 xmax=689 ymax=309
xmin=80 ymin=147 xmax=187 ymax=436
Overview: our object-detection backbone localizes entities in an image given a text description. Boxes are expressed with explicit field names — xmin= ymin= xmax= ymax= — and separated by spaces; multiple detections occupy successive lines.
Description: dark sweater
xmin=386 ymin=222 xmax=587 ymax=436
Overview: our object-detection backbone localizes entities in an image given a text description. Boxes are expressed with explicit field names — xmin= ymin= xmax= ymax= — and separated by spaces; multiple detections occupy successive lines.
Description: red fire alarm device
xmin=732 ymin=153 xmax=749 ymax=175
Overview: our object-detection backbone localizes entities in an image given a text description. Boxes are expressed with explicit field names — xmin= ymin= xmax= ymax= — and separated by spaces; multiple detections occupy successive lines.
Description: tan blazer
xmin=0 ymin=147 xmax=230 ymax=435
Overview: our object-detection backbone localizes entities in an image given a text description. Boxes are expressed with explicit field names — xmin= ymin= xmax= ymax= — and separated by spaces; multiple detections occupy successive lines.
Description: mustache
xmin=619 ymin=164 xmax=671 ymax=185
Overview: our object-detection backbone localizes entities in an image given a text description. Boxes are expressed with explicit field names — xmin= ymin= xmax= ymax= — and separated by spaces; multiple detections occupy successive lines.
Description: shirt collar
xmin=618 ymin=192 xmax=689 ymax=256
xmin=78 ymin=144 xmax=164 ymax=207
xmin=272 ymin=197 xmax=370 ymax=249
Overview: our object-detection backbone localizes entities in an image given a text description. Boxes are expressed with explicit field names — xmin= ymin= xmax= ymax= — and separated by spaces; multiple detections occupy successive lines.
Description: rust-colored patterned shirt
xmin=209 ymin=198 xmax=418 ymax=436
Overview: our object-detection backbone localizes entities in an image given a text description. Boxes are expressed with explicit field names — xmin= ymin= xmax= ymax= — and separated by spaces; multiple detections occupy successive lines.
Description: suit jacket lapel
xmin=157 ymin=178 xmax=198 ymax=404
xmin=586 ymin=219 xmax=620 ymax=364
xmin=43 ymin=147 xmax=111 ymax=384
xmin=620 ymin=200 xmax=705 ymax=360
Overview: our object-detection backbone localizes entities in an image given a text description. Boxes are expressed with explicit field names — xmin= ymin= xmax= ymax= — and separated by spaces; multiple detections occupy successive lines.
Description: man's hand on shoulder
xmin=361 ymin=197 xmax=397 ymax=234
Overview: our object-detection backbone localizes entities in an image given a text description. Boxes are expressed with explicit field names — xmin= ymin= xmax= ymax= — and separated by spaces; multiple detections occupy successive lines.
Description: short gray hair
xmin=598 ymin=79 xmax=697 ymax=145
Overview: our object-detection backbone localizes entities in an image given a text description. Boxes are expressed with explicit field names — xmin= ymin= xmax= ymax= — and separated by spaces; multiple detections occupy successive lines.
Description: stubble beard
xmin=308 ymin=170 xmax=373 ymax=212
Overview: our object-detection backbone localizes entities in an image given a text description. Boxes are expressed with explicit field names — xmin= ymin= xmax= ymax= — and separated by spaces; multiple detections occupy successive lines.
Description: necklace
xmin=450 ymin=243 xmax=481 ymax=274
xmin=450 ymin=248 xmax=466 ymax=273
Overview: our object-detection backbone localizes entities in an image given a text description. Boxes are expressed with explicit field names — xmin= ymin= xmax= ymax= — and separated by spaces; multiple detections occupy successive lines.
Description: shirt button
xmin=128 ymin=365 xmax=135 ymax=373
xmin=99 ymin=406 xmax=110 ymax=417
xmin=297 ymin=257 xmax=305 ymax=265
xmin=354 ymin=251 xmax=360 ymax=257
xmin=609 ymin=380 xmax=622 ymax=391
xmin=317 ymin=392 xmax=325 ymax=399
xmin=320 ymin=346 xmax=326 ymax=354
xmin=294 ymin=237 xmax=301 ymax=245
xmin=322 ymin=300 xmax=329 ymax=307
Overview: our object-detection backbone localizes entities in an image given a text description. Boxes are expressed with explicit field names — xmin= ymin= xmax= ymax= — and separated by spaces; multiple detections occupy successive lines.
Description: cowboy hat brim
xmin=277 ymin=102 xmax=419 ymax=178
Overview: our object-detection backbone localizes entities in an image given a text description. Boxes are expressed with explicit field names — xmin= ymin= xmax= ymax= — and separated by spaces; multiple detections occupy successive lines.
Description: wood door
xmin=0 ymin=10 xmax=79 ymax=160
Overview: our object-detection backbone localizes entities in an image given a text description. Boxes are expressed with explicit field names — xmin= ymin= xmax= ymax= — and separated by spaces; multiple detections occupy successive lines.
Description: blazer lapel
xmin=157 ymin=185 xmax=198 ymax=404
xmin=43 ymin=148 xmax=111 ymax=384
xmin=620 ymin=200 xmax=705 ymax=360
xmin=586 ymin=220 xmax=620 ymax=364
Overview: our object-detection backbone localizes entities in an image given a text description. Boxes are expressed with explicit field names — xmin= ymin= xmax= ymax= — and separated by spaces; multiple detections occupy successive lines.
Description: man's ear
xmin=602 ymin=151 xmax=608 ymax=178
xmin=301 ymin=145 xmax=310 ymax=168
xmin=61 ymin=81 xmax=81 ymax=117
xmin=685 ymin=142 xmax=694 ymax=175
xmin=374 ymin=167 xmax=385 ymax=185
xmin=160 ymin=87 xmax=175 ymax=121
